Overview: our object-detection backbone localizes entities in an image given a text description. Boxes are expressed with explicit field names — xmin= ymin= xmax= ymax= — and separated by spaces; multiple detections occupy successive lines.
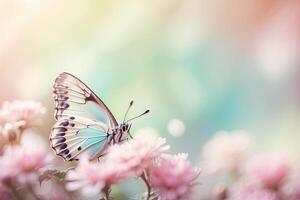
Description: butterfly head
xmin=116 ymin=123 xmax=132 ymax=142
xmin=120 ymin=123 xmax=131 ymax=133
xmin=116 ymin=100 xmax=149 ymax=142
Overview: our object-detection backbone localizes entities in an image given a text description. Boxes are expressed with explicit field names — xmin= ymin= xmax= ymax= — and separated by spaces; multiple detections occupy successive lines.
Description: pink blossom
xmin=0 ymin=140 xmax=52 ymax=183
xmin=36 ymin=179 xmax=73 ymax=200
xmin=0 ymin=100 xmax=46 ymax=129
xmin=283 ymin=177 xmax=300 ymax=200
xmin=148 ymin=153 xmax=199 ymax=200
xmin=231 ymin=188 xmax=278 ymax=200
xmin=230 ymin=182 xmax=279 ymax=200
xmin=0 ymin=183 xmax=13 ymax=200
xmin=202 ymin=130 xmax=252 ymax=174
xmin=281 ymin=173 xmax=300 ymax=200
xmin=0 ymin=122 xmax=23 ymax=144
xmin=66 ymin=157 xmax=126 ymax=196
xmin=213 ymin=185 xmax=228 ymax=200
xmin=107 ymin=133 xmax=170 ymax=177
xmin=246 ymin=155 xmax=290 ymax=190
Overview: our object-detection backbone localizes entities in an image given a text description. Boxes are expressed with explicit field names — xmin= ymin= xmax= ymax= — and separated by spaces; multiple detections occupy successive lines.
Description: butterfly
xmin=50 ymin=72 xmax=149 ymax=161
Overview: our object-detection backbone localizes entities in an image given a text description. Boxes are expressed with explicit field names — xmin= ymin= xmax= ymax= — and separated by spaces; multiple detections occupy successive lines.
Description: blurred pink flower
xmin=283 ymin=173 xmax=300 ymax=200
xmin=0 ymin=141 xmax=52 ymax=183
xmin=36 ymin=180 xmax=73 ymax=200
xmin=0 ymin=183 xmax=12 ymax=200
xmin=0 ymin=122 xmax=24 ymax=144
xmin=202 ymin=130 xmax=252 ymax=174
xmin=107 ymin=133 xmax=170 ymax=177
xmin=246 ymin=155 xmax=290 ymax=190
xmin=66 ymin=157 xmax=125 ymax=196
xmin=213 ymin=184 xmax=228 ymax=200
xmin=0 ymin=100 xmax=46 ymax=129
xmin=230 ymin=182 xmax=279 ymax=200
xmin=148 ymin=153 xmax=199 ymax=200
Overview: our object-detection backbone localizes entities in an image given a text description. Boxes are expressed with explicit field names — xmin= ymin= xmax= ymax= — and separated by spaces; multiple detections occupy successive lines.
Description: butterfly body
xmin=111 ymin=123 xmax=131 ymax=144
xmin=50 ymin=72 xmax=138 ymax=161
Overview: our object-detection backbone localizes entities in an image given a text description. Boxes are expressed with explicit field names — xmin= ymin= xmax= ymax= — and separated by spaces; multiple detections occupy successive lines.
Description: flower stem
xmin=4 ymin=180 xmax=22 ymax=200
xmin=26 ymin=183 xmax=40 ymax=200
xmin=102 ymin=186 xmax=111 ymax=200
xmin=140 ymin=172 xmax=151 ymax=200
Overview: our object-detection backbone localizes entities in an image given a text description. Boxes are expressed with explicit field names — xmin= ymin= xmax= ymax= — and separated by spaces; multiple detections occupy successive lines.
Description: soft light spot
xmin=167 ymin=118 xmax=186 ymax=137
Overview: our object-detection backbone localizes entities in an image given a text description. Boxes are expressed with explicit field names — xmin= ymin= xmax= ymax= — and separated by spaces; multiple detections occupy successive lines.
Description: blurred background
xmin=1 ymin=0 xmax=300 ymax=198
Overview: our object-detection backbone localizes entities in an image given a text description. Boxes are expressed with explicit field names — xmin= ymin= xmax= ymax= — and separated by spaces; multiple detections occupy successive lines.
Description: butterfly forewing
xmin=51 ymin=72 xmax=117 ymax=161
xmin=53 ymin=72 xmax=118 ymax=127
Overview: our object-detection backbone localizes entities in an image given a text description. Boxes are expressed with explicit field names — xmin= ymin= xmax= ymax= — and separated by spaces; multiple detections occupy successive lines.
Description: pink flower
xmin=0 ymin=100 xmax=46 ymax=129
xmin=202 ymin=130 xmax=252 ymax=174
xmin=246 ymin=155 xmax=290 ymax=190
xmin=66 ymin=157 xmax=126 ymax=196
xmin=0 ymin=139 xmax=52 ymax=183
xmin=148 ymin=153 xmax=199 ymax=200
xmin=213 ymin=185 xmax=228 ymax=200
xmin=107 ymin=133 xmax=170 ymax=177
xmin=230 ymin=182 xmax=279 ymax=200
xmin=36 ymin=181 xmax=72 ymax=200
xmin=0 ymin=183 xmax=13 ymax=200
xmin=0 ymin=122 xmax=24 ymax=144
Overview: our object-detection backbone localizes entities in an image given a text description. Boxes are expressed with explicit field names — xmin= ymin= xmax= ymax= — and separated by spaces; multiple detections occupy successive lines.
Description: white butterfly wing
xmin=50 ymin=72 xmax=117 ymax=161
xmin=51 ymin=116 xmax=113 ymax=161
xmin=53 ymin=72 xmax=118 ymax=127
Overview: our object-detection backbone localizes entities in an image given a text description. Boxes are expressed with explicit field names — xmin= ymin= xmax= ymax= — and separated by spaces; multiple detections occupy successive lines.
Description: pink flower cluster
xmin=149 ymin=153 xmax=199 ymax=200
xmin=0 ymin=100 xmax=53 ymax=199
xmin=66 ymin=157 xmax=125 ymax=196
xmin=203 ymin=130 xmax=299 ymax=200
xmin=0 ymin=143 xmax=52 ymax=183
xmin=0 ymin=100 xmax=46 ymax=128
xmin=107 ymin=133 xmax=170 ymax=176
xmin=0 ymin=100 xmax=46 ymax=144
xmin=228 ymin=155 xmax=291 ymax=199
xmin=246 ymin=155 xmax=290 ymax=190
xmin=65 ymin=132 xmax=199 ymax=200
xmin=230 ymin=182 xmax=279 ymax=200
xmin=202 ymin=130 xmax=252 ymax=174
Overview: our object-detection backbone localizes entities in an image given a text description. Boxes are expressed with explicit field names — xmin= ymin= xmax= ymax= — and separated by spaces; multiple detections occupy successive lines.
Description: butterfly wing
xmin=53 ymin=72 xmax=118 ymax=127
xmin=51 ymin=72 xmax=117 ymax=161
xmin=50 ymin=116 xmax=114 ymax=161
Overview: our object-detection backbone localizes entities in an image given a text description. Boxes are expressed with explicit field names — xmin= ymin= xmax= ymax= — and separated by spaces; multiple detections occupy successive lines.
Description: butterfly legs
xmin=127 ymin=124 xmax=133 ymax=139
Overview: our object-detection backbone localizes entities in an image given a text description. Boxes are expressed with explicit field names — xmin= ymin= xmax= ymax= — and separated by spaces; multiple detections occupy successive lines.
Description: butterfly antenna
xmin=125 ymin=109 xmax=150 ymax=123
xmin=123 ymin=100 xmax=134 ymax=123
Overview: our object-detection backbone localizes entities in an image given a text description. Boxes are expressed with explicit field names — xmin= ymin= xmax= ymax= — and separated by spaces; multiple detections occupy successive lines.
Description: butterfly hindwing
xmin=50 ymin=116 xmax=112 ymax=161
